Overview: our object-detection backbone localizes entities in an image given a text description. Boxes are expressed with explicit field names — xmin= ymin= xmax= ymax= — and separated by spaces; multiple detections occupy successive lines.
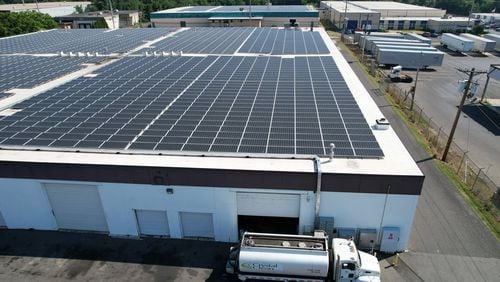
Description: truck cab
xmin=332 ymin=238 xmax=381 ymax=281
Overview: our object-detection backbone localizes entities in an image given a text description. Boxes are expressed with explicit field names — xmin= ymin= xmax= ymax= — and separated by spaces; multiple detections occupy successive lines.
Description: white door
xmin=45 ymin=183 xmax=108 ymax=232
xmin=180 ymin=212 xmax=214 ymax=239
xmin=136 ymin=210 xmax=170 ymax=237
xmin=0 ymin=210 xmax=6 ymax=227
xmin=237 ymin=193 xmax=300 ymax=218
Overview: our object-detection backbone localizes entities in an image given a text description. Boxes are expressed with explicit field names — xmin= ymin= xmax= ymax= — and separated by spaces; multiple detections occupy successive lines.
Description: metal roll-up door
xmin=0 ymin=211 xmax=6 ymax=228
xmin=180 ymin=212 xmax=214 ymax=239
xmin=237 ymin=193 xmax=300 ymax=218
xmin=135 ymin=210 xmax=170 ymax=237
xmin=45 ymin=183 xmax=108 ymax=232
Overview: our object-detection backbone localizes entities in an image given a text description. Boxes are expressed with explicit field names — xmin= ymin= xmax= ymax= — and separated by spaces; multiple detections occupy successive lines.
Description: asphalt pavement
xmin=335 ymin=37 xmax=500 ymax=281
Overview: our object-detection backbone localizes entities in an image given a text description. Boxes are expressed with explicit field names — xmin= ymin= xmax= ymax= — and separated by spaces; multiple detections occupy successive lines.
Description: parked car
xmin=422 ymin=32 xmax=438 ymax=37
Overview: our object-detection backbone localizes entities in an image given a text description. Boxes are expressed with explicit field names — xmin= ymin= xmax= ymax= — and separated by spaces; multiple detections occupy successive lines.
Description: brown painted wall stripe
xmin=0 ymin=161 xmax=424 ymax=195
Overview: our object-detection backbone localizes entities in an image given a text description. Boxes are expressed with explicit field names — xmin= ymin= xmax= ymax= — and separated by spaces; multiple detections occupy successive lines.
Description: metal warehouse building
xmin=150 ymin=5 xmax=319 ymax=28
xmin=320 ymin=1 xmax=448 ymax=31
xmin=0 ymin=26 xmax=423 ymax=253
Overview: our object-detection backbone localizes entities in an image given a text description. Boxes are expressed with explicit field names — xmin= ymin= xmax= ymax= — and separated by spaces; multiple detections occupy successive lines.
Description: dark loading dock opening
xmin=238 ymin=215 xmax=299 ymax=236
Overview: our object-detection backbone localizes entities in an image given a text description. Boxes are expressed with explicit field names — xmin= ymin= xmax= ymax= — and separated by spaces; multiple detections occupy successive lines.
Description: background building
xmin=150 ymin=5 xmax=319 ymax=27
xmin=0 ymin=26 xmax=423 ymax=253
xmin=0 ymin=1 xmax=90 ymax=17
xmin=320 ymin=1 xmax=473 ymax=32
xmin=54 ymin=11 xmax=120 ymax=29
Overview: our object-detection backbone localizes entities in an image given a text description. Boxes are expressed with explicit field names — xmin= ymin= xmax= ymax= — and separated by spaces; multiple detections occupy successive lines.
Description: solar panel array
xmin=239 ymin=28 xmax=329 ymax=54
xmin=0 ymin=28 xmax=173 ymax=54
xmin=0 ymin=56 xmax=101 ymax=93
xmin=146 ymin=28 xmax=255 ymax=54
xmin=0 ymin=56 xmax=383 ymax=158
xmin=146 ymin=28 xmax=329 ymax=55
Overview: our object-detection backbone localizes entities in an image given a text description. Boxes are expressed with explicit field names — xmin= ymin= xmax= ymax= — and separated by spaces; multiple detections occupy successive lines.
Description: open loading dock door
xmin=237 ymin=193 xmax=300 ymax=235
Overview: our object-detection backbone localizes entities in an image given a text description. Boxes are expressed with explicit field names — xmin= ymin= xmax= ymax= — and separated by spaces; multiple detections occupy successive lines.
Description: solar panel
xmin=0 ymin=28 xmax=174 ymax=54
xmin=0 ymin=56 xmax=103 ymax=94
xmin=238 ymin=28 xmax=329 ymax=55
xmin=0 ymin=55 xmax=383 ymax=158
xmin=145 ymin=27 xmax=255 ymax=54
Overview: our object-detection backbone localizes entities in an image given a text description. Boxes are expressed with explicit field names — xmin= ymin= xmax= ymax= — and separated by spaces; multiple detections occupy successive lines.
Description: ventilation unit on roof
xmin=375 ymin=118 xmax=390 ymax=130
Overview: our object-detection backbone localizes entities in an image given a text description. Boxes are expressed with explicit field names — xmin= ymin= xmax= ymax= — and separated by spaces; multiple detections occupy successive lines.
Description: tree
xmin=93 ymin=18 xmax=109 ymax=28
xmin=0 ymin=11 xmax=58 ymax=38
xmin=471 ymin=24 xmax=484 ymax=35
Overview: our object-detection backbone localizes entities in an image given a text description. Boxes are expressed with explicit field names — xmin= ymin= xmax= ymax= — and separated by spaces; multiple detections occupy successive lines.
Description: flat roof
xmin=428 ymin=17 xmax=470 ymax=22
xmin=151 ymin=5 xmax=319 ymax=19
xmin=350 ymin=1 xmax=442 ymax=11
xmin=322 ymin=1 xmax=443 ymax=12
xmin=164 ymin=5 xmax=316 ymax=13
xmin=0 ymin=27 xmax=423 ymax=178
xmin=0 ymin=1 xmax=90 ymax=11
xmin=322 ymin=1 xmax=377 ymax=13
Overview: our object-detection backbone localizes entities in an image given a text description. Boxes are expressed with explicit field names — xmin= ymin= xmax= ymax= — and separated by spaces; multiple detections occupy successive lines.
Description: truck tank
xmin=237 ymin=232 xmax=330 ymax=278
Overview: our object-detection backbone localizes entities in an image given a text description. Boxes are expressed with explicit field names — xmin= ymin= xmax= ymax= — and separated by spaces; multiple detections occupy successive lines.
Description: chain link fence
xmin=376 ymin=70 xmax=499 ymax=221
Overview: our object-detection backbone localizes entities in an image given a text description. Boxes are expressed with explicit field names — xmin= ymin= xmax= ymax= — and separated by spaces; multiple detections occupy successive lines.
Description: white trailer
xmin=404 ymin=33 xmax=432 ymax=45
xmin=361 ymin=37 xmax=422 ymax=51
xmin=460 ymin=33 xmax=496 ymax=52
xmin=226 ymin=231 xmax=380 ymax=282
xmin=376 ymin=49 xmax=445 ymax=68
xmin=483 ymin=33 xmax=500 ymax=52
xmin=354 ymin=31 xmax=404 ymax=43
xmin=370 ymin=41 xmax=430 ymax=54
xmin=372 ymin=45 xmax=437 ymax=59
xmin=440 ymin=33 xmax=474 ymax=52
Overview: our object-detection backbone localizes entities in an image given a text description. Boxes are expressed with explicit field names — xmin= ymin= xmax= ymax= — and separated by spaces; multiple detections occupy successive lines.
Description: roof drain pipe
xmin=314 ymin=143 xmax=335 ymax=230
xmin=314 ymin=155 xmax=322 ymax=230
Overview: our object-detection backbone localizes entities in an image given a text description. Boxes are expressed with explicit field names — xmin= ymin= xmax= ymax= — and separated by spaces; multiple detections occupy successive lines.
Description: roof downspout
xmin=314 ymin=143 xmax=334 ymax=229
xmin=314 ymin=156 xmax=322 ymax=229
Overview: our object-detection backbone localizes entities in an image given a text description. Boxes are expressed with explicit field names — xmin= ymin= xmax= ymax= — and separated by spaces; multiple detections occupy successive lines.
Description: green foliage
xmin=93 ymin=18 xmax=109 ymax=28
xmin=75 ymin=5 xmax=84 ymax=14
xmin=0 ymin=11 xmax=58 ymax=38
xmin=471 ymin=24 xmax=485 ymax=34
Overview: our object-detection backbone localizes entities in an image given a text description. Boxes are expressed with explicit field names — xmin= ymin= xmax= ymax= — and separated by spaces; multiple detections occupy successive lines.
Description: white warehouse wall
xmin=0 ymin=178 xmax=315 ymax=243
xmin=320 ymin=192 xmax=419 ymax=251
xmin=0 ymin=179 xmax=57 ymax=230
xmin=0 ymin=178 xmax=417 ymax=251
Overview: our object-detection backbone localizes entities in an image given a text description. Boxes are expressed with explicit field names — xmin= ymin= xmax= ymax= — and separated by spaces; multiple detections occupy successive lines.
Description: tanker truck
xmin=226 ymin=231 xmax=381 ymax=282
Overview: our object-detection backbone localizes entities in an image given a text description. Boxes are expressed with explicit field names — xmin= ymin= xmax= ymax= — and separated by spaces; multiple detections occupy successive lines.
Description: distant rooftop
xmin=168 ymin=5 xmax=316 ymax=13
xmin=151 ymin=5 xmax=319 ymax=19
xmin=322 ymin=1 xmax=443 ymax=12
xmin=0 ymin=1 xmax=90 ymax=12
xmin=351 ymin=1 xmax=442 ymax=11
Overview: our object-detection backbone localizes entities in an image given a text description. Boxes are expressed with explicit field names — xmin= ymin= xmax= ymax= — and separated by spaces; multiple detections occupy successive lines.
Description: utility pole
xmin=361 ymin=13 xmax=369 ymax=63
xmin=441 ymin=68 xmax=486 ymax=162
xmin=108 ymin=0 xmax=115 ymax=29
xmin=342 ymin=0 xmax=348 ymax=36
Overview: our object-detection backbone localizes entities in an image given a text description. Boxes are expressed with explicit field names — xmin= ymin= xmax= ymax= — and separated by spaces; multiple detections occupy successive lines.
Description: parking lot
xmin=0 ymin=229 xmax=236 ymax=282
xmin=380 ymin=38 xmax=500 ymax=186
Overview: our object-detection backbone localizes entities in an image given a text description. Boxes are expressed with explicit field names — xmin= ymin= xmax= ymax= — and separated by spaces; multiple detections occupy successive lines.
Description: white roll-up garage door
xmin=180 ymin=212 xmax=214 ymax=239
xmin=0 ymin=210 xmax=6 ymax=228
xmin=45 ymin=183 xmax=108 ymax=232
xmin=135 ymin=210 xmax=170 ymax=237
xmin=237 ymin=193 xmax=300 ymax=218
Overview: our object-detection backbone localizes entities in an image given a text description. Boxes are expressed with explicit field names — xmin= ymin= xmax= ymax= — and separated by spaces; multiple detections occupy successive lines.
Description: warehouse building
xmin=150 ymin=5 xmax=319 ymax=28
xmin=320 ymin=1 xmax=470 ymax=32
xmin=0 ymin=26 xmax=423 ymax=253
